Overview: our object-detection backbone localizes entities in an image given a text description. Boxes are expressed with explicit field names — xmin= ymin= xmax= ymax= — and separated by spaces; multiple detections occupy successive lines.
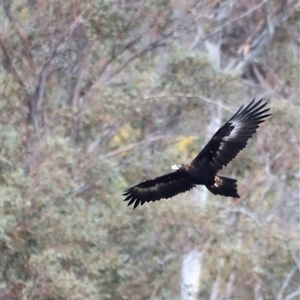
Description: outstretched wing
xmin=191 ymin=98 xmax=271 ymax=174
xmin=123 ymin=170 xmax=196 ymax=209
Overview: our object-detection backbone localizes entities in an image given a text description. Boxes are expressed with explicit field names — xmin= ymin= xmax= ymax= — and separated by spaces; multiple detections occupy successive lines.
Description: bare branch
xmin=2 ymin=1 xmax=36 ymax=73
xmin=74 ymin=180 xmax=103 ymax=198
xmin=150 ymin=271 xmax=176 ymax=300
xmin=104 ymin=32 xmax=175 ymax=82
xmin=225 ymin=0 xmax=298 ymax=72
xmin=0 ymin=156 xmax=13 ymax=166
xmin=221 ymin=207 xmax=262 ymax=227
xmin=277 ymin=266 xmax=298 ymax=300
xmin=29 ymin=17 xmax=85 ymax=132
xmin=283 ymin=286 xmax=300 ymax=300
xmin=209 ymin=260 xmax=223 ymax=300
xmin=103 ymin=135 xmax=173 ymax=158
xmin=144 ymin=93 xmax=235 ymax=113
xmin=204 ymin=0 xmax=268 ymax=41
xmin=0 ymin=35 xmax=28 ymax=91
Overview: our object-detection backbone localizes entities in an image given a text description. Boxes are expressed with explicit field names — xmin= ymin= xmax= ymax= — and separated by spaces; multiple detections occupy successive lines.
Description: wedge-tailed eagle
xmin=123 ymin=99 xmax=271 ymax=209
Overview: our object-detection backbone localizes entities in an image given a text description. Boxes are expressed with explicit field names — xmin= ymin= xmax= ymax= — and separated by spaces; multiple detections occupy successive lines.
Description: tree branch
xmin=103 ymin=135 xmax=173 ymax=158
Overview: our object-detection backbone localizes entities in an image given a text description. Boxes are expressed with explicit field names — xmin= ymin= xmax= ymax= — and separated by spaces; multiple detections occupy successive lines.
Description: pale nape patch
xmin=171 ymin=164 xmax=181 ymax=170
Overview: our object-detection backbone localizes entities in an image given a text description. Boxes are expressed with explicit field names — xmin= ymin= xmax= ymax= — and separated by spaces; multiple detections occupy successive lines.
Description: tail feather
xmin=206 ymin=176 xmax=240 ymax=198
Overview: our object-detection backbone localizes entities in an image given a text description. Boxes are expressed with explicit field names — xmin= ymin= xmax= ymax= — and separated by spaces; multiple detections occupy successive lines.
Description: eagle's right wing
xmin=123 ymin=170 xmax=195 ymax=209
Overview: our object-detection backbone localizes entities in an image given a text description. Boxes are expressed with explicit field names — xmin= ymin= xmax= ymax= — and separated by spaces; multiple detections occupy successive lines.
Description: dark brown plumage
xmin=123 ymin=99 xmax=271 ymax=209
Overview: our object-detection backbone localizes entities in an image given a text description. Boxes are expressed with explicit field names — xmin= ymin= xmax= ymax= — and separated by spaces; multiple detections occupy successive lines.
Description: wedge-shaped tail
xmin=206 ymin=176 xmax=239 ymax=198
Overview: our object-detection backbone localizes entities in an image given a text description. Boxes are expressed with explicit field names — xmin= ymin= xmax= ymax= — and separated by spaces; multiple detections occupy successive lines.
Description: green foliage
xmin=1 ymin=0 xmax=299 ymax=299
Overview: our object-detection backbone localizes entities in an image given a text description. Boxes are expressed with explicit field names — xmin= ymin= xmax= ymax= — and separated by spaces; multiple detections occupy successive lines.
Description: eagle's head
xmin=171 ymin=164 xmax=184 ymax=170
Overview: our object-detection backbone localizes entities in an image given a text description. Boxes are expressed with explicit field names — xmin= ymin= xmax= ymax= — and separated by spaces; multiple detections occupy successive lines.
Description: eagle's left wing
xmin=191 ymin=99 xmax=271 ymax=174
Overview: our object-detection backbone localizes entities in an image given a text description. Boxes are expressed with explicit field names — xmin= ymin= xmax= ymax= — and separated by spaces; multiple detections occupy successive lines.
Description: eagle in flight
xmin=123 ymin=99 xmax=271 ymax=209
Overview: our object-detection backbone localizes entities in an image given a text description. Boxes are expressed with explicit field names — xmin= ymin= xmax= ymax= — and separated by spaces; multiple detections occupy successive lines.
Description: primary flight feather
xmin=123 ymin=99 xmax=271 ymax=209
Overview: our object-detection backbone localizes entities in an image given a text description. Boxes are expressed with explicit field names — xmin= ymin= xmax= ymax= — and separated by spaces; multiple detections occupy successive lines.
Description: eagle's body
xmin=123 ymin=99 xmax=271 ymax=209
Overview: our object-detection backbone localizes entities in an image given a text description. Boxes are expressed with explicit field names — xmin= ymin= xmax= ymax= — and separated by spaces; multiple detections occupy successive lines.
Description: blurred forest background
xmin=1 ymin=0 xmax=299 ymax=299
